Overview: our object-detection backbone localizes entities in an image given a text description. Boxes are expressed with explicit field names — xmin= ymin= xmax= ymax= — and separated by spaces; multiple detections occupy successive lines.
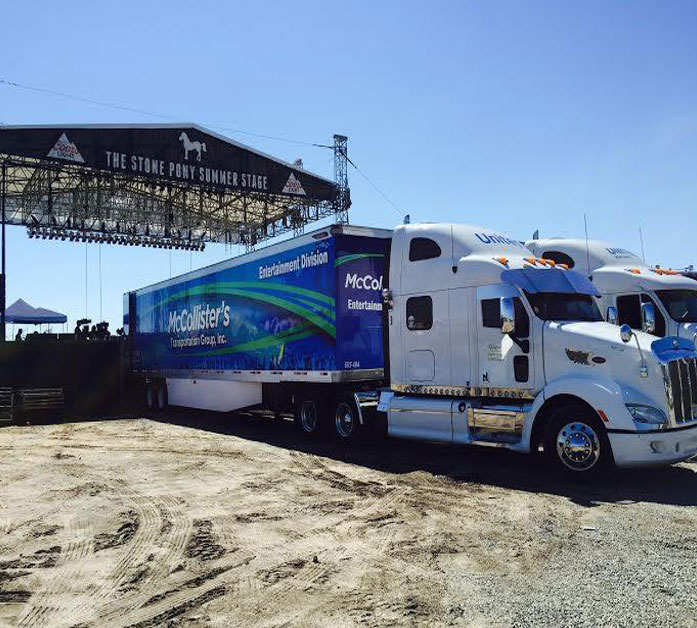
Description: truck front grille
xmin=666 ymin=358 xmax=697 ymax=424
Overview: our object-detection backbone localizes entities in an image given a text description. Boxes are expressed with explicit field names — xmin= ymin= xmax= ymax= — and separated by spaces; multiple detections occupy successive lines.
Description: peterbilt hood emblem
xmin=565 ymin=348 xmax=607 ymax=366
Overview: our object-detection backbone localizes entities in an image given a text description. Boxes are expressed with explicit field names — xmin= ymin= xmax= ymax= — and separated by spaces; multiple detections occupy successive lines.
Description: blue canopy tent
xmin=6 ymin=299 xmax=67 ymax=338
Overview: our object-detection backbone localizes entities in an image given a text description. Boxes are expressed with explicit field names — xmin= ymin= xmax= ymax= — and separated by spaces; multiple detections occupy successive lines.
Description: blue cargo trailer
xmin=126 ymin=225 xmax=391 ymax=428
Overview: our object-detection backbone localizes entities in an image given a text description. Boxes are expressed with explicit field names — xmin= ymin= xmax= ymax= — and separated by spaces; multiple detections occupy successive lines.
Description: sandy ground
xmin=0 ymin=412 xmax=696 ymax=628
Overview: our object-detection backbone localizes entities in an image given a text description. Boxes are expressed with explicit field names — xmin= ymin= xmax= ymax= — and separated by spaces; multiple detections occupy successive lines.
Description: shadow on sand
xmin=153 ymin=407 xmax=697 ymax=510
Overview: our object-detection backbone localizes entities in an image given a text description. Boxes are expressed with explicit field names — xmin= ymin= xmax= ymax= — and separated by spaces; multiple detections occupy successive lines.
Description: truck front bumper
xmin=608 ymin=424 xmax=697 ymax=468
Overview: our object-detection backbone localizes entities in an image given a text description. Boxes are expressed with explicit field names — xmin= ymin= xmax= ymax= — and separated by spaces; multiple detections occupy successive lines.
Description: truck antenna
xmin=584 ymin=213 xmax=591 ymax=276
xmin=639 ymin=226 xmax=646 ymax=262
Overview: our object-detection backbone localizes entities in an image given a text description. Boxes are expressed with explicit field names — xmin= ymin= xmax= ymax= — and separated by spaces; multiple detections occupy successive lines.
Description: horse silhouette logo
xmin=178 ymin=131 xmax=207 ymax=162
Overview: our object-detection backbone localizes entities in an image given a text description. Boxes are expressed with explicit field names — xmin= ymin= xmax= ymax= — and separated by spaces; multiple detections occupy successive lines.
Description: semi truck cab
xmin=380 ymin=224 xmax=697 ymax=474
xmin=526 ymin=237 xmax=697 ymax=345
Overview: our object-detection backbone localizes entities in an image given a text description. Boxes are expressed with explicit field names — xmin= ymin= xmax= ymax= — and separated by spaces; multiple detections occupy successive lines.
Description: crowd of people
xmin=74 ymin=321 xmax=113 ymax=341
xmin=12 ymin=321 xmax=123 ymax=342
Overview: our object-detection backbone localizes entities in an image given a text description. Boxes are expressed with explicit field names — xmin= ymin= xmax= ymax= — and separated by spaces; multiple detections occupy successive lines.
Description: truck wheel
xmin=294 ymin=396 xmax=325 ymax=437
xmin=333 ymin=396 xmax=360 ymax=441
xmin=545 ymin=405 xmax=613 ymax=477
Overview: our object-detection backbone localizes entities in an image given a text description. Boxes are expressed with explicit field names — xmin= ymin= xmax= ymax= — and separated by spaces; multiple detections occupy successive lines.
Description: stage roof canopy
xmin=0 ymin=124 xmax=349 ymax=248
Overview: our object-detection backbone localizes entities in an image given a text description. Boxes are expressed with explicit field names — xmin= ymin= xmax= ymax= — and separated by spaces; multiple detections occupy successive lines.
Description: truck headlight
xmin=626 ymin=404 xmax=669 ymax=430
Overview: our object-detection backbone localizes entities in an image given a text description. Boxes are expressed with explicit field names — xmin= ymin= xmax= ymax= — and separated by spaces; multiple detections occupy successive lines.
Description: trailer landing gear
xmin=146 ymin=381 xmax=167 ymax=413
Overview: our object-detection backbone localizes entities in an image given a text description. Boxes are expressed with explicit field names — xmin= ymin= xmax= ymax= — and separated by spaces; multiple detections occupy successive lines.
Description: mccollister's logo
xmin=345 ymin=272 xmax=383 ymax=291
xmin=282 ymin=172 xmax=306 ymax=196
xmin=47 ymin=133 xmax=85 ymax=163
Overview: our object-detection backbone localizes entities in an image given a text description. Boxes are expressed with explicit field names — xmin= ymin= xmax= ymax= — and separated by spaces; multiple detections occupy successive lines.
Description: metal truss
xmin=333 ymin=134 xmax=349 ymax=226
xmin=0 ymin=153 xmax=344 ymax=250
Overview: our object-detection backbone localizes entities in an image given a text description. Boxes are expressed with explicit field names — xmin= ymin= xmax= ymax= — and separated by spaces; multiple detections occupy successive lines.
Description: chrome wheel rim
xmin=335 ymin=402 xmax=354 ymax=438
xmin=556 ymin=421 xmax=601 ymax=471
xmin=300 ymin=401 xmax=317 ymax=433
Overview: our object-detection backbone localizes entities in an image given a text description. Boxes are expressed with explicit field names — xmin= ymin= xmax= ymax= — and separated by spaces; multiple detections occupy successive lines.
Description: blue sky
xmin=1 ymin=0 xmax=696 ymax=335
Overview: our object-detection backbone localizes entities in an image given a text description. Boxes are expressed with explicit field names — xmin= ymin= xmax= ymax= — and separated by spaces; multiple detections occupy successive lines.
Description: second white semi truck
xmin=127 ymin=222 xmax=697 ymax=477
xmin=526 ymin=236 xmax=697 ymax=345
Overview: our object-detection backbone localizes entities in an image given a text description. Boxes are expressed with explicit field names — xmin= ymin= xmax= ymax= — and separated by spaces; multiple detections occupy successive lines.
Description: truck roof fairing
xmin=526 ymin=237 xmax=696 ymax=292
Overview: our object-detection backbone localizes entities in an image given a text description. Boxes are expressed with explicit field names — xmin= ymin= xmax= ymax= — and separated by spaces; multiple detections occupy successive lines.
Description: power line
xmin=0 ymin=78 xmax=173 ymax=121
xmin=1 ymin=78 xmax=407 ymax=220
xmin=0 ymin=78 xmax=325 ymax=148
xmin=340 ymin=150 xmax=406 ymax=219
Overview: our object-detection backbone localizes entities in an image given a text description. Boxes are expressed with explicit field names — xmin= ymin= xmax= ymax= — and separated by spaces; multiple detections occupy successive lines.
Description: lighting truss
xmin=1 ymin=157 xmax=338 ymax=251
xmin=0 ymin=127 xmax=350 ymax=251
xmin=26 ymin=226 xmax=206 ymax=250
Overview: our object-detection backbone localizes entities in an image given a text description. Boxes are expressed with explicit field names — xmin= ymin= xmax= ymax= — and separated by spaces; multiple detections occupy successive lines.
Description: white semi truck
xmin=127 ymin=222 xmax=697 ymax=476
xmin=526 ymin=237 xmax=697 ymax=345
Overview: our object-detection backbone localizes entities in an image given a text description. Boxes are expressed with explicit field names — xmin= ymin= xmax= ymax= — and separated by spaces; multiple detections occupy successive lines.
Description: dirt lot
xmin=0 ymin=412 xmax=696 ymax=628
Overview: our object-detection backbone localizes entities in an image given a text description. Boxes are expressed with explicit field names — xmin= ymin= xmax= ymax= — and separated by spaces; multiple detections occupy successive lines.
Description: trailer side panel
xmin=130 ymin=229 xmax=389 ymax=383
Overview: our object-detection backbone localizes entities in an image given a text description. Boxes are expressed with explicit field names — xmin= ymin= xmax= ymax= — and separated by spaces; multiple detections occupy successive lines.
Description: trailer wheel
xmin=146 ymin=384 xmax=156 ymax=412
xmin=333 ymin=395 xmax=360 ymax=441
xmin=155 ymin=382 xmax=168 ymax=413
xmin=545 ymin=404 xmax=613 ymax=478
xmin=294 ymin=396 xmax=325 ymax=437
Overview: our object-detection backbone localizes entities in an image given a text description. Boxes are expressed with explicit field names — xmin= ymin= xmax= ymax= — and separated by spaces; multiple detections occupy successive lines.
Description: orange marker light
xmin=626 ymin=268 xmax=641 ymax=274
xmin=494 ymin=256 xmax=509 ymax=266
xmin=597 ymin=410 xmax=609 ymax=423
xmin=558 ymin=263 xmax=569 ymax=270
xmin=542 ymin=258 xmax=556 ymax=267
xmin=524 ymin=257 xmax=537 ymax=265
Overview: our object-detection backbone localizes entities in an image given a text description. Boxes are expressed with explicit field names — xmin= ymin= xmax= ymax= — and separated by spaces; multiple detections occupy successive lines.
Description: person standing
xmin=14 ymin=328 xmax=23 ymax=342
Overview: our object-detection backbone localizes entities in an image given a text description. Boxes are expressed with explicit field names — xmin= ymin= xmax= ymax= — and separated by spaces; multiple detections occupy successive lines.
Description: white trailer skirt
xmin=166 ymin=378 xmax=262 ymax=412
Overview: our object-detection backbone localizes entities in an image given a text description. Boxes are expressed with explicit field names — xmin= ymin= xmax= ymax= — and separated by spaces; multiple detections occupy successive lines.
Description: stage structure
xmin=0 ymin=124 xmax=351 ymax=339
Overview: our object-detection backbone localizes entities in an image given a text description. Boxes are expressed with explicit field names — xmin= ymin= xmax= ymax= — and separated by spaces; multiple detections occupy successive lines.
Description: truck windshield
xmin=524 ymin=292 xmax=602 ymax=322
xmin=656 ymin=290 xmax=697 ymax=323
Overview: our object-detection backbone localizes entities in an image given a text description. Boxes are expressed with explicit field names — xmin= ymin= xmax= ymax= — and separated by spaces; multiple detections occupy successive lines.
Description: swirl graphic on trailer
xmin=135 ymin=239 xmax=337 ymax=372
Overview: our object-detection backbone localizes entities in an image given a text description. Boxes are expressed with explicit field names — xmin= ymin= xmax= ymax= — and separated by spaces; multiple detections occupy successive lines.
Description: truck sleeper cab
xmin=526 ymin=237 xmax=697 ymax=346
xmin=379 ymin=224 xmax=697 ymax=474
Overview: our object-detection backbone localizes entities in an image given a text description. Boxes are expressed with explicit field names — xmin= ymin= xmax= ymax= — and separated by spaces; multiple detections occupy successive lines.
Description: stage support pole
xmin=1 ymin=162 xmax=6 ymax=343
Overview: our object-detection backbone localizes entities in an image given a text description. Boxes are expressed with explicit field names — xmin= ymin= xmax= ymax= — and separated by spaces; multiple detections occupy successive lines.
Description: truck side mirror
xmin=606 ymin=306 xmax=618 ymax=325
xmin=641 ymin=302 xmax=656 ymax=334
xmin=500 ymin=297 xmax=515 ymax=335
xmin=382 ymin=288 xmax=393 ymax=309
xmin=620 ymin=324 xmax=633 ymax=343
